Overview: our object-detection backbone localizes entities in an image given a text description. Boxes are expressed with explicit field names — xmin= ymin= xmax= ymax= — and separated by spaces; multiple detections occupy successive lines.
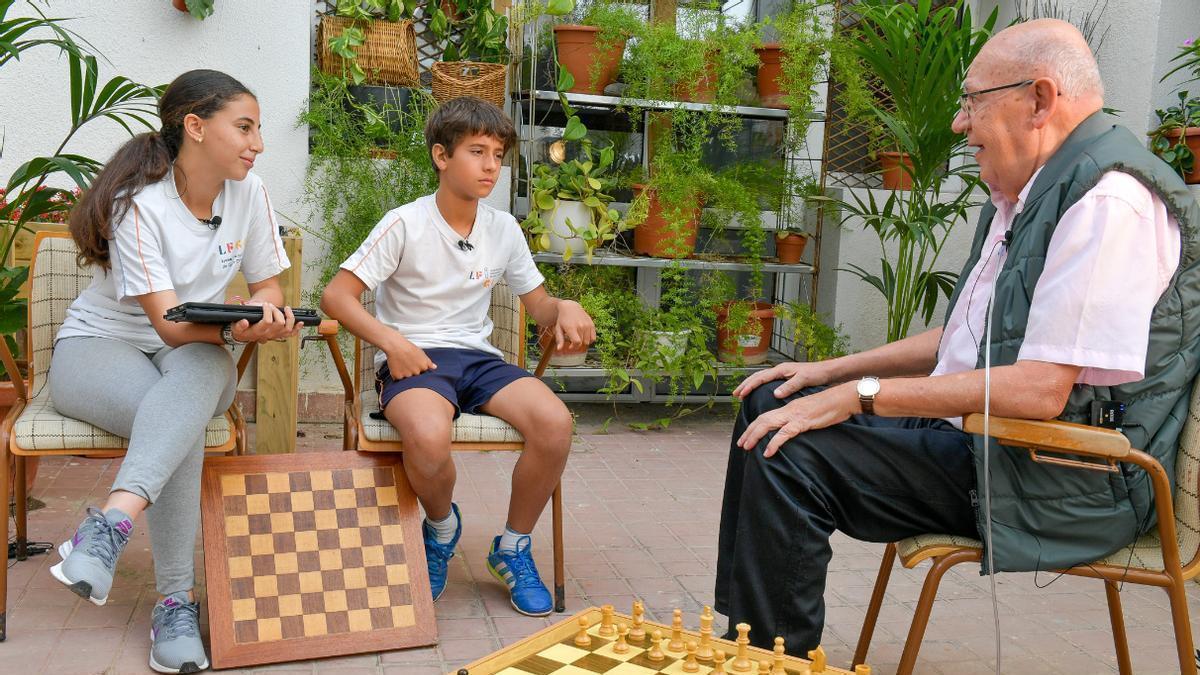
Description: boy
xmin=320 ymin=97 xmax=594 ymax=616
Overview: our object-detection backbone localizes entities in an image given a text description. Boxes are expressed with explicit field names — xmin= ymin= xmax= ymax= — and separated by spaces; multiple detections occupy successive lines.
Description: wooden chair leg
xmin=1 ymin=435 xmax=9 ymax=641
xmin=1165 ymin=573 xmax=1198 ymax=675
xmin=896 ymin=548 xmax=977 ymax=675
xmin=14 ymin=455 xmax=27 ymax=560
xmin=853 ymin=542 xmax=897 ymax=667
xmin=552 ymin=480 xmax=565 ymax=613
xmin=1104 ymin=580 xmax=1133 ymax=675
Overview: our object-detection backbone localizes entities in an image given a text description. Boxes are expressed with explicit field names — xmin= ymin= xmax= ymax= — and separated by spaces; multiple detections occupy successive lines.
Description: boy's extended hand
xmin=553 ymin=299 xmax=596 ymax=350
xmin=385 ymin=335 xmax=437 ymax=379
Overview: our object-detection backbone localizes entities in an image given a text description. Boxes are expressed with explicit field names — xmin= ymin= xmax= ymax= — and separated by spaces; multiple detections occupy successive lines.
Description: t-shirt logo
xmin=468 ymin=268 xmax=502 ymax=289
xmin=217 ymin=240 xmax=244 ymax=271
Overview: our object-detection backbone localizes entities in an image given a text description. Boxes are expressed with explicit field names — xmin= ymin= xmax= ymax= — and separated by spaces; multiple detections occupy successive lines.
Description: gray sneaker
xmin=150 ymin=592 xmax=209 ymax=674
xmin=49 ymin=507 xmax=133 ymax=605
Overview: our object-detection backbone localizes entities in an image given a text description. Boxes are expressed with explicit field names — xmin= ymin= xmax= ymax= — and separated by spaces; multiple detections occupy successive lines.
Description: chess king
xmin=48 ymin=70 xmax=303 ymax=673
xmin=321 ymin=96 xmax=595 ymax=617
xmin=716 ymin=16 xmax=1200 ymax=656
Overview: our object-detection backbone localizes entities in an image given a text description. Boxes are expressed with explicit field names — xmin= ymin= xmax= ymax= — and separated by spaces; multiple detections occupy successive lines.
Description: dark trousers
xmin=714 ymin=383 xmax=980 ymax=654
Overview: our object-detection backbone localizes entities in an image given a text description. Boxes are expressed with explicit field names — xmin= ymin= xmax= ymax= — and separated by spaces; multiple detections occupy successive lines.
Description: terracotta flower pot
xmin=1165 ymin=127 xmax=1200 ymax=184
xmin=172 ymin=0 xmax=188 ymax=12
xmin=554 ymin=25 xmax=626 ymax=96
xmin=755 ymin=43 xmax=786 ymax=109
xmin=672 ymin=54 xmax=718 ymax=103
xmin=775 ymin=233 xmax=808 ymax=264
xmin=716 ymin=301 xmax=776 ymax=365
xmin=440 ymin=0 xmax=460 ymax=21
xmin=631 ymin=185 xmax=700 ymax=259
xmin=879 ymin=151 xmax=914 ymax=191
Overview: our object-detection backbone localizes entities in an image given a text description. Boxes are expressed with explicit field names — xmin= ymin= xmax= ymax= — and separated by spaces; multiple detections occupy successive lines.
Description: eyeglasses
xmin=958 ymin=79 xmax=1034 ymax=118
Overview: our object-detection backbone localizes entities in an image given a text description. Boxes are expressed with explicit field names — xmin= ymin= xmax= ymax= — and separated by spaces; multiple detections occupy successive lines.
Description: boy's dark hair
xmin=424 ymin=96 xmax=517 ymax=173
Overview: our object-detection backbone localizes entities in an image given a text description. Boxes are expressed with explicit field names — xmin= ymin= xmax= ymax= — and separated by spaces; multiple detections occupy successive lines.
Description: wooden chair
xmin=0 ymin=232 xmax=256 ymax=642
xmin=311 ymin=282 xmax=565 ymax=611
xmin=852 ymin=402 xmax=1200 ymax=675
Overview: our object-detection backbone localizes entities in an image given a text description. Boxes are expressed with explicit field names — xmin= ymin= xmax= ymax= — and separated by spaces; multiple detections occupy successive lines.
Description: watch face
xmin=858 ymin=377 xmax=881 ymax=397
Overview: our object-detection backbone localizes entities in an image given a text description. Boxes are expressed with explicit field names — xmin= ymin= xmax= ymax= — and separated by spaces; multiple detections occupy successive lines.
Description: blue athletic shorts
xmin=375 ymin=347 xmax=532 ymax=419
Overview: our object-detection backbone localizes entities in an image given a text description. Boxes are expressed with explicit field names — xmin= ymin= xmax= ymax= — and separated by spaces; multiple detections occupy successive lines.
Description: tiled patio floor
xmin=1 ymin=403 xmax=1196 ymax=674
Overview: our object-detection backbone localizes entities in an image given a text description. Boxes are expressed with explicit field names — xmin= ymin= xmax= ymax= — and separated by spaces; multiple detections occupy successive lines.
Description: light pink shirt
xmin=932 ymin=169 xmax=1181 ymax=393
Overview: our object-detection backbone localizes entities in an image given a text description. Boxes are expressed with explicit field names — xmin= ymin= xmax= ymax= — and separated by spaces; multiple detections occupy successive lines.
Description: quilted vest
xmin=942 ymin=111 xmax=1200 ymax=572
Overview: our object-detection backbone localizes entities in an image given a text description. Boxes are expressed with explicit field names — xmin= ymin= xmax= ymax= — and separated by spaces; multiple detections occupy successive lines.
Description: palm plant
xmin=0 ymin=1 xmax=160 ymax=354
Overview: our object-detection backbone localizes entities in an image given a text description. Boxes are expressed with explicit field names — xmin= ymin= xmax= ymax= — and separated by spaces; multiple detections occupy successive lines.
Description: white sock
xmin=498 ymin=525 xmax=529 ymax=553
xmin=426 ymin=509 xmax=458 ymax=544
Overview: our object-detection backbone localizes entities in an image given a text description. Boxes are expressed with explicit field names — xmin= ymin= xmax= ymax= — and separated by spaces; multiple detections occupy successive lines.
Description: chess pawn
xmin=648 ymin=629 xmax=665 ymax=661
xmin=682 ymin=641 xmax=700 ymax=673
xmin=614 ymin=623 xmax=630 ymax=654
xmin=668 ymin=609 xmax=685 ymax=652
xmin=599 ymin=604 xmax=616 ymax=637
xmin=574 ymin=616 xmax=592 ymax=647
xmin=771 ymin=636 xmax=786 ymax=675
xmin=732 ymin=623 xmax=752 ymax=672
xmin=629 ymin=601 xmax=646 ymax=641
xmin=854 ymin=666 xmax=871 ymax=675
xmin=758 ymin=660 xmax=771 ymax=674
xmin=712 ymin=649 xmax=728 ymax=674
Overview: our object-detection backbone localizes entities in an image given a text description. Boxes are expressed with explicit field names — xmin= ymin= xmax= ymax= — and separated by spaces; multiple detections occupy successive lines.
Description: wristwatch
xmin=857 ymin=376 xmax=881 ymax=415
xmin=220 ymin=322 xmax=245 ymax=347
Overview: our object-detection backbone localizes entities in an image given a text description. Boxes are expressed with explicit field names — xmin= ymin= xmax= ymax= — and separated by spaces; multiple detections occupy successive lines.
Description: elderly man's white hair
xmin=991 ymin=19 xmax=1105 ymax=100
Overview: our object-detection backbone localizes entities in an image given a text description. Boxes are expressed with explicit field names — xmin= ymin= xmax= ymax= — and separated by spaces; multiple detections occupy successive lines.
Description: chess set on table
xmin=453 ymin=603 xmax=870 ymax=675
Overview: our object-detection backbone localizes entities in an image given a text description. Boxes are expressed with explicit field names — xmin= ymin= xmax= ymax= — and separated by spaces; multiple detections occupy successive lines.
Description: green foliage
xmin=826 ymin=172 xmax=981 ymax=342
xmin=777 ymin=301 xmax=848 ymax=362
xmin=432 ymin=0 xmax=511 ymax=64
xmin=575 ymin=0 xmax=641 ymax=90
xmin=521 ymin=138 xmax=627 ymax=261
xmin=850 ymin=0 xmax=996 ymax=189
xmin=184 ymin=0 xmax=215 ymax=20
xmin=1163 ymin=37 xmax=1200 ymax=87
xmin=1149 ymin=90 xmax=1200 ymax=180
xmin=325 ymin=0 xmax=416 ymax=85
xmin=298 ymin=71 xmax=437 ymax=299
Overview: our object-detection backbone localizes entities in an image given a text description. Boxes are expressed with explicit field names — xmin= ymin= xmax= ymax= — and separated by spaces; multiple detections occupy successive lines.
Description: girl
xmin=49 ymin=69 xmax=300 ymax=673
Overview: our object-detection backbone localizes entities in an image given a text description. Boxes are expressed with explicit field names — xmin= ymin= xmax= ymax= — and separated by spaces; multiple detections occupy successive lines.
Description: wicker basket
xmin=317 ymin=15 xmax=419 ymax=87
xmin=431 ymin=61 xmax=507 ymax=109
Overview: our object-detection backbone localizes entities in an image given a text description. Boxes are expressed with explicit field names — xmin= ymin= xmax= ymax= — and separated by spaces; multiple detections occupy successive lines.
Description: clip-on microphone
xmin=199 ymin=215 xmax=222 ymax=230
xmin=457 ymin=239 xmax=474 ymax=252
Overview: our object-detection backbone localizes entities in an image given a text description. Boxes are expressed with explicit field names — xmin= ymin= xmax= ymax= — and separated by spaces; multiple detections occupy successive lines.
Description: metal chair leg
xmin=853 ymin=542 xmax=897 ymax=667
xmin=1104 ymin=580 xmax=1133 ymax=675
xmin=1165 ymin=573 xmax=1198 ymax=675
xmin=896 ymin=549 xmax=978 ymax=675
xmin=552 ymin=480 xmax=565 ymax=613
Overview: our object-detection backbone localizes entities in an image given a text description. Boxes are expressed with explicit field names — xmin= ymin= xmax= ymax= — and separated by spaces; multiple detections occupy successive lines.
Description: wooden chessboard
xmin=201 ymin=452 xmax=437 ymax=669
xmin=453 ymin=606 xmax=866 ymax=675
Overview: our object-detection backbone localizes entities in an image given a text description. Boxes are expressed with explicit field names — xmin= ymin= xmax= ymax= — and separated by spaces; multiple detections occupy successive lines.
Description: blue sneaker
xmin=486 ymin=535 xmax=553 ymax=617
xmin=422 ymin=503 xmax=461 ymax=602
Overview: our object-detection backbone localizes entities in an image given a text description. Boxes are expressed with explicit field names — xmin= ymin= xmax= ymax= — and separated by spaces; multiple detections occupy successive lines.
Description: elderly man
xmin=715 ymin=18 xmax=1200 ymax=654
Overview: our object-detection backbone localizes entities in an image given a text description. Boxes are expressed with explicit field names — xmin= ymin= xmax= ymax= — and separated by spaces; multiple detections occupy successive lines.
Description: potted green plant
xmin=1148 ymin=91 xmax=1200 ymax=184
xmin=430 ymin=0 xmax=512 ymax=108
xmin=627 ymin=146 xmax=715 ymax=258
xmin=172 ymin=0 xmax=214 ymax=19
xmin=318 ymin=0 xmax=420 ymax=87
xmin=300 ymin=71 xmax=438 ymax=296
xmin=777 ymin=301 xmax=848 ymax=363
xmin=522 ymin=138 xmax=626 ymax=262
xmin=553 ymin=0 xmax=641 ymax=95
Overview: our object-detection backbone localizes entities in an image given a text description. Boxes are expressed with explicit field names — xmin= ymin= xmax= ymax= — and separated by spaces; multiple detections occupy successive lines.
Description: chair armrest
xmin=0 ymin=337 xmax=28 ymax=402
xmin=318 ymin=319 xmax=340 ymax=337
xmin=532 ymin=332 xmax=556 ymax=379
xmin=309 ymin=320 xmax=353 ymax=400
xmin=962 ymin=413 xmax=1130 ymax=460
xmin=235 ymin=342 xmax=258 ymax=383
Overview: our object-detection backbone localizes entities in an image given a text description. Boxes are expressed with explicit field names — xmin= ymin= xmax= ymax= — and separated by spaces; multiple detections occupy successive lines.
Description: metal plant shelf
xmin=514 ymin=90 xmax=824 ymax=123
xmin=532 ymin=250 xmax=814 ymax=275
xmin=530 ymin=347 xmax=795 ymax=403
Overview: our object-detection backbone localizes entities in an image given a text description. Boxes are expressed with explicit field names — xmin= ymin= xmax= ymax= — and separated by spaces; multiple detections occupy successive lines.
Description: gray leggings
xmin=49 ymin=336 xmax=236 ymax=595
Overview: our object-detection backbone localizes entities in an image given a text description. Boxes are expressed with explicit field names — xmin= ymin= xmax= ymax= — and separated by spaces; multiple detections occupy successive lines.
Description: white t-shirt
xmin=341 ymin=194 xmax=544 ymax=367
xmin=57 ymin=170 xmax=290 ymax=352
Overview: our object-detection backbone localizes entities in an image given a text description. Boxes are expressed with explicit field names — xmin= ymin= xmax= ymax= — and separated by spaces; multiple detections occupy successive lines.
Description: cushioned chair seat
xmin=358 ymin=391 xmax=524 ymax=444
xmin=12 ymin=388 xmax=232 ymax=451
